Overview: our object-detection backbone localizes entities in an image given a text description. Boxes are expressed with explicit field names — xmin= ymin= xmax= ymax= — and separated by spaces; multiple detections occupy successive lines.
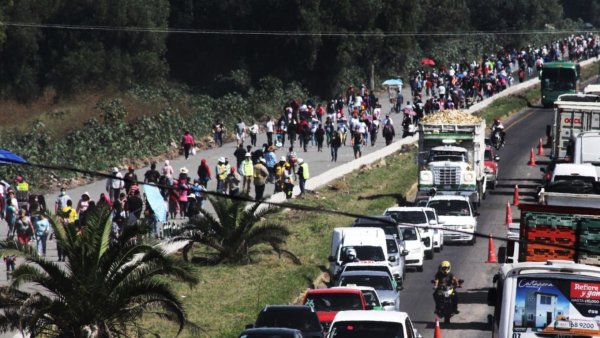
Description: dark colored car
xmin=251 ymin=305 xmax=323 ymax=338
xmin=238 ymin=327 xmax=304 ymax=338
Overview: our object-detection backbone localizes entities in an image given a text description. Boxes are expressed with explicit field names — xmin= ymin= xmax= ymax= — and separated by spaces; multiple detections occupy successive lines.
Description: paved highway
xmin=402 ymin=104 xmax=552 ymax=337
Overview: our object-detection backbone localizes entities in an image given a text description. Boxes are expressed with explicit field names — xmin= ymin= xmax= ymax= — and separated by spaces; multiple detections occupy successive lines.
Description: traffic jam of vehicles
xmin=241 ymin=64 xmax=600 ymax=338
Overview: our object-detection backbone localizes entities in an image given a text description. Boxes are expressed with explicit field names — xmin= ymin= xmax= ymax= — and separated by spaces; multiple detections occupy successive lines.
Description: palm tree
xmin=178 ymin=194 xmax=298 ymax=264
xmin=0 ymin=205 xmax=199 ymax=338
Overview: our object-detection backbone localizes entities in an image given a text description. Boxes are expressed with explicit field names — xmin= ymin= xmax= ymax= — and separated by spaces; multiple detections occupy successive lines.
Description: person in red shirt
xmin=181 ymin=131 xmax=195 ymax=160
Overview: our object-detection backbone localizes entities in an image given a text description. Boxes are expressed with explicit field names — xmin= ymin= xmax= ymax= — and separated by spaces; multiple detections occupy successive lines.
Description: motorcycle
xmin=491 ymin=129 xmax=504 ymax=150
xmin=432 ymin=279 xmax=463 ymax=323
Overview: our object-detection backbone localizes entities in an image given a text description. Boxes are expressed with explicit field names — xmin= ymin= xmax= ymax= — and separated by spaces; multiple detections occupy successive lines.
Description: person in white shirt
xmin=249 ymin=121 xmax=259 ymax=147
xmin=265 ymin=117 xmax=274 ymax=145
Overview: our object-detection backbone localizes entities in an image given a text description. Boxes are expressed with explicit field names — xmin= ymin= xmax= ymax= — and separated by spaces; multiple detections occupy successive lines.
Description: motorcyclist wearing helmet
xmin=491 ymin=119 xmax=506 ymax=146
xmin=432 ymin=261 xmax=460 ymax=315
xmin=342 ymin=247 xmax=360 ymax=265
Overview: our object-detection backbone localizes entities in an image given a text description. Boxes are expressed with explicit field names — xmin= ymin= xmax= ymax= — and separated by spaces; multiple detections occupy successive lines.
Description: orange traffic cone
xmin=513 ymin=185 xmax=520 ymax=206
xmin=487 ymin=234 xmax=498 ymax=263
xmin=528 ymin=148 xmax=536 ymax=166
xmin=537 ymin=138 xmax=544 ymax=156
xmin=434 ymin=317 xmax=442 ymax=338
xmin=505 ymin=201 xmax=512 ymax=225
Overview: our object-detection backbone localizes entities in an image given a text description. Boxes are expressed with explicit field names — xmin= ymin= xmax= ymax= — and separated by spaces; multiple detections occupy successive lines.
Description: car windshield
xmin=484 ymin=150 xmax=493 ymax=161
xmin=343 ymin=266 xmax=392 ymax=279
xmin=427 ymin=200 xmax=471 ymax=216
xmin=355 ymin=223 xmax=398 ymax=238
xmin=386 ymin=239 xmax=398 ymax=254
xmin=553 ymin=175 xmax=597 ymax=184
xmin=361 ymin=290 xmax=381 ymax=308
xmin=385 ymin=211 xmax=426 ymax=224
xmin=329 ymin=321 xmax=404 ymax=338
xmin=255 ymin=310 xmax=321 ymax=332
xmin=339 ymin=275 xmax=393 ymax=290
xmin=304 ymin=293 xmax=363 ymax=312
xmin=541 ymin=68 xmax=576 ymax=91
xmin=343 ymin=246 xmax=385 ymax=261
xmin=400 ymin=228 xmax=418 ymax=241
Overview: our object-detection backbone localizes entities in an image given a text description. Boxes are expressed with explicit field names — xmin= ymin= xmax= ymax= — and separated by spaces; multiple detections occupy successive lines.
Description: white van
xmin=488 ymin=261 xmax=600 ymax=338
xmin=328 ymin=227 xmax=394 ymax=279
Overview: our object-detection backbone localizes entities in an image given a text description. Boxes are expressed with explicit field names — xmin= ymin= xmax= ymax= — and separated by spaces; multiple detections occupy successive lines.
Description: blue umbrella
xmin=0 ymin=149 xmax=27 ymax=165
xmin=382 ymin=79 xmax=403 ymax=87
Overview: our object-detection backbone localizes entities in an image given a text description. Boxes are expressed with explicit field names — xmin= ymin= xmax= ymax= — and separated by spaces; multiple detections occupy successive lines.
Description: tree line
xmin=0 ymin=0 xmax=592 ymax=101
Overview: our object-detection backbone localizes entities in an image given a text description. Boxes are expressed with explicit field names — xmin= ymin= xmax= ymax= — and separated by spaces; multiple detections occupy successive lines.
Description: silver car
xmin=336 ymin=270 xmax=400 ymax=311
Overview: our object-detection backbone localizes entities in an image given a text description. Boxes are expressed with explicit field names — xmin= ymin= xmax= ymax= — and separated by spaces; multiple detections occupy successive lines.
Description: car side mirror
xmin=495 ymin=156 xmax=500 ymax=162
xmin=429 ymin=219 xmax=437 ymax=225
xmin=381 ymin=301 xmax=394 ymax=307
xmin=365 ymin=304 xmax=373 ymax=310
xmin=328 ymin=255 xmax=336 ymax=262
xmin=437 ymin=219 xmax=445 ymax=225
xmin=388 ymin=256 xmax=396 ymax=262
xmin=401 ymin=250 xmax=409 ymax=256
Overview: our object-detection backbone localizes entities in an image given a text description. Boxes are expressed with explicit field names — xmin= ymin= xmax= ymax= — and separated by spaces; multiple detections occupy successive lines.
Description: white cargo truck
xmin=417 ymin=116 xmax=487 ymax=206
xmin=551 ymin=94 xmax=600 ymax=161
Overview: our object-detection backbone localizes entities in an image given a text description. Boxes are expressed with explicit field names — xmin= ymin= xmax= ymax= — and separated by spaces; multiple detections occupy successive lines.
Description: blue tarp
xmin=0 ymin=149 xmax=27 ymax=165
xmin=143 ymin=184 xmax=167 ymax=223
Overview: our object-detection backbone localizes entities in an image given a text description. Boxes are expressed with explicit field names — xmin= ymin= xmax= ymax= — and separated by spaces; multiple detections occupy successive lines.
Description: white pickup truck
xmin=426 ymin=195 xmax=478 ymax=245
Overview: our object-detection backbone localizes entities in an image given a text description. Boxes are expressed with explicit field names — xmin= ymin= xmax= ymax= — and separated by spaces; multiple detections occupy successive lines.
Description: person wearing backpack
xmin=382 ymin=120 xmax=396 ymax=146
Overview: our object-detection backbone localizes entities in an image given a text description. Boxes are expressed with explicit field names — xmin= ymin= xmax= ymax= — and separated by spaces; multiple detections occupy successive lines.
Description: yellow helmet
xmin=440 ymin=261 xmax=451 ymax=273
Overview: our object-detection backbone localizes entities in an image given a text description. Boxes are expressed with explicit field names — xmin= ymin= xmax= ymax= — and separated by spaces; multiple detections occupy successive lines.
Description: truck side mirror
xmin=429 ymin=220 xmax=437 ymax=225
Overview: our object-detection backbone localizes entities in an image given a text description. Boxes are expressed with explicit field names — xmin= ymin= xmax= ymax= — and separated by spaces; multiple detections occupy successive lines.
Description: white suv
xmin=426 ymin=195 xmax=478 ymax=245
xmin=384 ymin=207 xmax=435 ymax=259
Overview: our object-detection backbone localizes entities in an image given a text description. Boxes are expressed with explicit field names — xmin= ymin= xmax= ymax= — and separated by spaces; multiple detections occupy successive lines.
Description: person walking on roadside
xmin=215 ymin=157 xmax=228 ymax=193
xmin=253 ymin=158 xmax=269 ymax=200
xmin=197 ymin=158 xmax=211 ymax=188
xmin=234 ymin=143 xmax=247 ymax=171
xmin=249 ymin=120 xmax=259 ymax=147
xmin=264 ymin=146 xmax=277 ymax=182
xmin=274 ymin=157 xmax=287 ymax=193
xmin=144 ymin=162 xmax=161 ymax=184
xmin=315 ymin=124 xmax=325 ymax=152
xmin=5 ymin=191 xmax=17 ymax=238
xmin=265 ymin=117 xmax=274 ymax=145
xmin=181 ymin=130 xmax=196 ymax=160
xmin=15 ymin=208 xmax=34 ymax=246
xmin=55 ymin=187 xmax=71 ymax=214
xmin=331 ymin=130 xmax=341 ymax=162
xmin=224 ymin=167 xmax=241 ymax=196
xmin=162 ymin=160 xmax=174 ymax=186
xmin=382 ymin=120 xmax=396 ymax=146
xmin=283 ymin=163 xmax=294 ymax=199
xmin=34 ymin=213 xmax=50 ymax=256
xmin=297 ymin=158 xmax=310 ymax=197
xmin=123 ymin=166 xmax=138 ymax=195
xmin=213 ymin=120 xmax=224 ymax=147
xmin=352 ymin=128 xmax=363 ymax=159
xmin=177 ymin=168 xmax=190 ymax=218
xmin=106 ymin=167 xmax=124 ymax=203
xmin=235 ymin=118 xmax=247 ymax=145
xmin=241 ymin=153 xmax=254 ymax=194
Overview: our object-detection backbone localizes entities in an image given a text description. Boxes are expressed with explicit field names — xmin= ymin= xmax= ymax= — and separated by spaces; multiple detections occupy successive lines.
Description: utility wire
xmin=0 ymin=21 xmax=595 ymax=37
xmin=0 ymin=156 xmax=591 ymax=254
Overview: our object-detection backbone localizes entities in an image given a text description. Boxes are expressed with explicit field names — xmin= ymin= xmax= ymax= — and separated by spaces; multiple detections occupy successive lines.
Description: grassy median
xmin=142 ymin=150 xmax=417 ymax=337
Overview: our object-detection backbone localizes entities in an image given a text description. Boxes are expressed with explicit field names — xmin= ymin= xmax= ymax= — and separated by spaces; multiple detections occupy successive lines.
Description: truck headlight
xmin=463 ymin=171 xmax=476 ymax=183
xmin=420 ymin=170 xmax=433 ymax=184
